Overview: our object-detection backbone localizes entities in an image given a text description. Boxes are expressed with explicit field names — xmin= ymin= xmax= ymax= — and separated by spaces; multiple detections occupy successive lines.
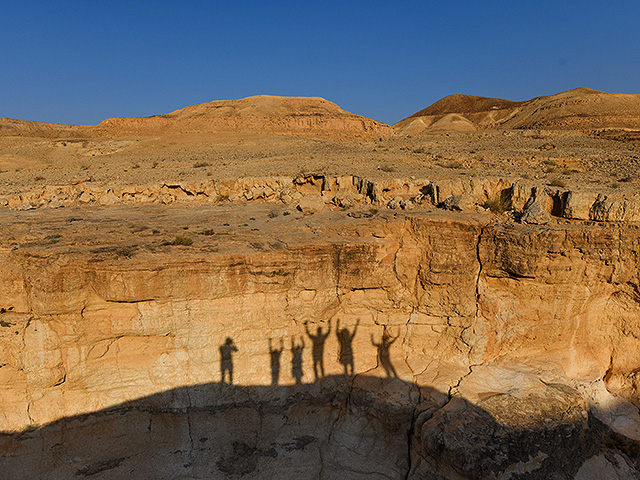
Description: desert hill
xmin=0 ymin=95 xmax=393 ymax=140
xmin=395 ymin=87 xmax=640 ymax=133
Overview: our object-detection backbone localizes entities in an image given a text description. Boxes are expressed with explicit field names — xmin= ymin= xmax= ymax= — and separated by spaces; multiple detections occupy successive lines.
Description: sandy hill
xmin=395 ymin=88 xmax=640 ymax=133
xmin=1 ymin=95 xmax=393 ymax=140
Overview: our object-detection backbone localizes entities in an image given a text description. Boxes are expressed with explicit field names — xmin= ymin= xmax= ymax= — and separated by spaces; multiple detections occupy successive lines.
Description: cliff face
xmin=2 ymin=205 xmax=640 ymax=478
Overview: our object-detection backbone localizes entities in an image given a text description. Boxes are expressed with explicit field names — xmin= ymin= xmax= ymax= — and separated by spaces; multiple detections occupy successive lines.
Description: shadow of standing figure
xmin=291 ymin=336 xmax=305 ymax=385
xmin=337 ymin=318 xmax=359 ymax=376
xmin=268 ymin=338 xmax=284 ymax=386
xmin=371 ymin=327 xmax=399 ymax=378
xmin=220 ymin=337 xmax=238 ymax=384
xmin=305 ymin=320 xmax=331 ymax=381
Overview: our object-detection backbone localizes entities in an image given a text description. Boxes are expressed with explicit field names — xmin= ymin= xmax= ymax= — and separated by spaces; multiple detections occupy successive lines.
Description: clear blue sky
xmin=2 ymin=1 xmax=639 ymax=125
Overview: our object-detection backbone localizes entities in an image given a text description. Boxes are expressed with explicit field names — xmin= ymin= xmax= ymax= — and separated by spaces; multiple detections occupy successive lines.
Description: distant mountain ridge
xmin=395 ymin=88 xmax=640 ymax=133
xmin=2 ymin=89 xmax=640 ymax=139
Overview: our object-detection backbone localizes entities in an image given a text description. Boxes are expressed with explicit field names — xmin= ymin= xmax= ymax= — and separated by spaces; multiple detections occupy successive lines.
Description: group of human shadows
xmin=219 ymin=319 xmax=400 ymax=385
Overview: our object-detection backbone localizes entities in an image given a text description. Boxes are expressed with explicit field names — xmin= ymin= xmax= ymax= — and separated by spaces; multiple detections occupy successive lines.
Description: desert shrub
xmin=115 ymin=247 xmax=134 ymax=258
xmin=193 ymin=161 xmax=210 ymax=168
xmin=483 ymin=196 xmax=510 ymax=213
xmin=44 ymin=234 xmax=61 ymax=244
xmin=380 ymin=164 xmax=395 ymax=172
xmin=548 ymin=178 xmax=567 ymax=188
xmin=162 ymin=236 xmax=193 ymax=246
xmin=268 ymin=210 xmax=278 ymax=218
xmin=441 ymin=160 xmax=463 ymax=169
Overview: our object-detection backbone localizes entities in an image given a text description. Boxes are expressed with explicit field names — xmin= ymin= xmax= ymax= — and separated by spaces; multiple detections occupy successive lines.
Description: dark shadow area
xmin=336 ymin=319 xmax=359 ymax=376
xmin=305 ymin=320 xmax=331 ymax=380
xmin=220 ymin=337 xmax=238 ymax=384
xmin=268 ymin=339 xmax=284 ymax=386
xmin=1 ymin=375 xmax=640 ymax=479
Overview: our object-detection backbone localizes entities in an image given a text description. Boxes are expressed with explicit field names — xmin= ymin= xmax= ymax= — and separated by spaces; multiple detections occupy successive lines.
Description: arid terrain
xmin=2 ymin=88 xmax=640 ymax=479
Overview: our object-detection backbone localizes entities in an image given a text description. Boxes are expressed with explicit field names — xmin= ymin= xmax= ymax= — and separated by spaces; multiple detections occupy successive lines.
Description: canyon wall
xmin=2 ymin=207 xmax=640 ymax=478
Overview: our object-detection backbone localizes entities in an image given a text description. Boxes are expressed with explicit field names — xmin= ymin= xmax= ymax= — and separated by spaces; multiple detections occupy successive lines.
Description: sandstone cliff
xmin=1 ymin=203 xmax=640 ymax=478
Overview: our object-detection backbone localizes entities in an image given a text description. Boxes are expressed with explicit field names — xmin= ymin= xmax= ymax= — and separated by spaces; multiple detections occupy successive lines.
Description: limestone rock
xmin=296 ymin=194 xmax=327 ymax=214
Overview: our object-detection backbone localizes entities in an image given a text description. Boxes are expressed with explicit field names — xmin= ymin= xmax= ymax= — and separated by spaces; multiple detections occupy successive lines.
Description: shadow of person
xmin=371 ymin=327 xmax=399 ymax=378
xmin=291 ymin=336 xmax=305 ymax=385
xmin=268 ymin=338 xmax=284 ymax=386
xmin=220 ymin=337 xmax=238 ymax=384
xmin=305 ymin=320 xmax=331 ymax=381
xmin=337 ymin=318 xmax=359 ymax=376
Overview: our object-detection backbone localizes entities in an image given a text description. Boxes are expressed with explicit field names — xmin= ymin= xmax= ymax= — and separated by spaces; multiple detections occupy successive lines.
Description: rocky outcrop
xmin=6 ymin=174 xmax=640 ymax=225
xmin=1 ymin=205 xmax=640 ymax=478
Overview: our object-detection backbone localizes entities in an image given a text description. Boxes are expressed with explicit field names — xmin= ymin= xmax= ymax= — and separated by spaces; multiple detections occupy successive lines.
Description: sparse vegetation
xmin=441 ymin=160 xmax=463 ymax=169
xmin=411 ymin=147 xmax=427 ymax=154
xmin=162 ymin=236 xmax=193 ymax=246
xmin=482 ymin=196 xmax=510 ymax=214
xmin=548 ymin=178 xmax=567 ymax=188
xmin=380 ymin=164 xmax=395 ymax=172
xmin=282 ymin=211 xmax=291 ymax=216
xmin=216 ymin=194 xmax=229 ymax=202
xmin=44 ymin=234 xmax=61 ymax=244
xmin=200 ymin=229 xmax=215 ymax=235
xmin=114 ymin=247 xmax=135 ymax=258
xmin=34 ymin=176 xmax=45 ymax=181
xmin=369 ymin=208 xmax=379 ymax=215
xmin=193 ymin=161 xmax=211 ymax=168
xmin=267 ymin=210 xmax=278 ymax=218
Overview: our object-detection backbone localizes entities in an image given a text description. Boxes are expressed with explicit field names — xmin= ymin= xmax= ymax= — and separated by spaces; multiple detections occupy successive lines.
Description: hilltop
xmin=0 ymin=95 xmax=393 ymax=141
xmin=395 ymin=87 xmax=640 ymax=133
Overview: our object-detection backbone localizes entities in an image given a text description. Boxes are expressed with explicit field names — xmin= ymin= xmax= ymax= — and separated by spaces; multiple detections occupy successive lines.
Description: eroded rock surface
xmin=0 ymin=204 xmax=640 ymax=478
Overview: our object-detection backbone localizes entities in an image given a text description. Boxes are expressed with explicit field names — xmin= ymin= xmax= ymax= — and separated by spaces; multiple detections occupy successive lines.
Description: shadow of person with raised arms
xmin=371 ymin=327 xmax=399 ymax=378
xmin=305 ymin=320 xmax=331 ymax=381
xmin=268 ymin=338 xmax=284 ymax=385
xmin=220 ymin=337 xmax=238 ymax=384
xmin=291 ymin=336 xmax=305 ymax=385
xmin=337 ymin=318 xmax=359 ymax=376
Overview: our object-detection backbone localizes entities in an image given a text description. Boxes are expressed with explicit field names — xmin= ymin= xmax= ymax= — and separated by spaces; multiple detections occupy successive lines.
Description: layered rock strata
xmin=1 ymin=205 xmax=640 ymax=478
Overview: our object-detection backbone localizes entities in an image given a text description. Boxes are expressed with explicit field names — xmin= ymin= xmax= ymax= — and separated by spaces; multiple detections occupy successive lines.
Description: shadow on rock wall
xmin=2 ymin=375 xmax=639 ymax=480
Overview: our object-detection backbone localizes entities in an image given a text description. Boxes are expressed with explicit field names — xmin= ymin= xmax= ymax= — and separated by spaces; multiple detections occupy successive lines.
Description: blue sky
xmin=2 ymin=1 xmax=639 ymax=125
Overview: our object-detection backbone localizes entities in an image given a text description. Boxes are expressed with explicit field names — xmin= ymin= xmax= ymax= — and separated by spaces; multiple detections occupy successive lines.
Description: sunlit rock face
xmin=1 ymin=207 xmax=640 ymax=478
